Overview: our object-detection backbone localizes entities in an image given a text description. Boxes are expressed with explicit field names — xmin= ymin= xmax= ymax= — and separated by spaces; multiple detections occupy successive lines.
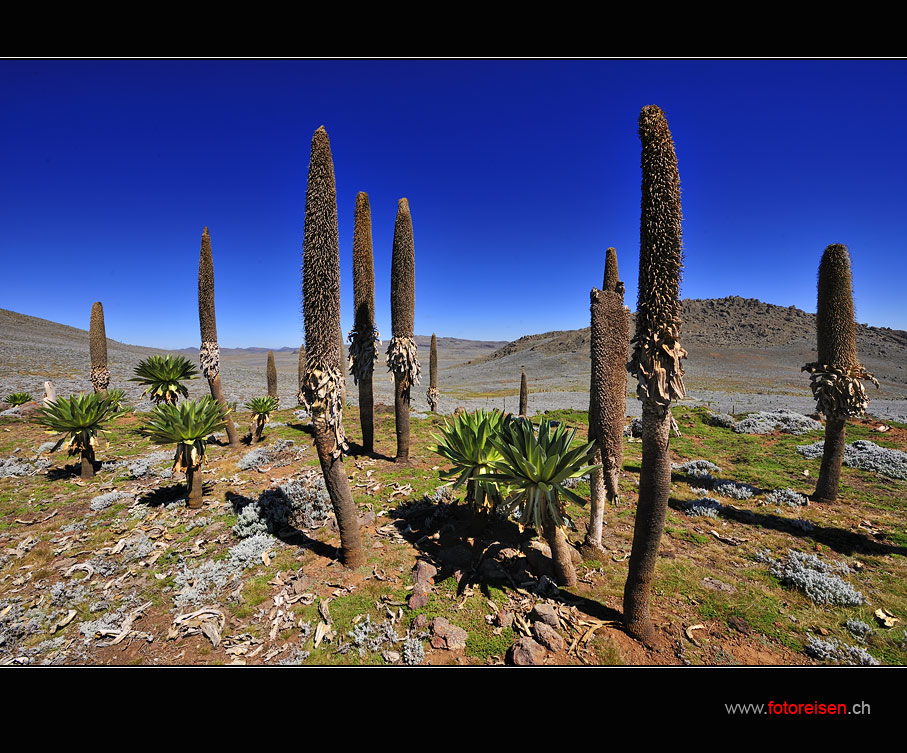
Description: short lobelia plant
xmin=198 ymin=226 xmax=240 ymax=447
xmin=4 ymin=393 xmax=33 ymax=407
xmin=623 ymin=105 xmax=687 ymax=644
xmin=37 ymin=392 xmax=120 ymax=480
xmin=584 ymin=247 xmax=631 ymax=555
xmin=519 ymin=370 xmax=529 ymax=417
xmin=431 ymin=408 xmax=509 ymax=512
xmin=246 ymin=395 xmax=279 ymax=444
xmin=299 ymin=125 xmax=363 ymax=568
xmin=803 ymin=244 xmax=878 ymax=502
xmin=140 ymin=397 xmax=228 ymax=508
xmin=89 ymin=302 xmax=110 ymax=395
xmin=348 ymin=191 xmax=380 ymax=452
xmin=486 ymin=418 xmax=600 ymax=587
xmin=427 ymin=333 xmax=440 ymax=413
xmin=132 ymin=354 xmax=199 ymax=405
xmin=386 ymin=198 xmax=421 ymax=463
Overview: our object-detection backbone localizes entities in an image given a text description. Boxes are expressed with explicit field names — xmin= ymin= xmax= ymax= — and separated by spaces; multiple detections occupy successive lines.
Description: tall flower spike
xmin=89 ymin=302 xmax=110 ymax=394
xmin=386 ymin=197 xmax=420 ymax=462
xmin=198 ymin=227 xmax=239 ymax=447
xmin=301 ymin=125 xmax=363 ymax=567
xmin=623 ymin=105 xmax=686 ymax=644
xmin=348 ymin=191 xmax=380 ymax=451
xmin=584 ymin=247 xmax=631 ymax=555
xmin=427 ymin=333 xmax=440 ymax=412
xmin=803 ymin=244 xmax=877 ymax=502
xmin=267 ymin=350 xmax=278 ymax=404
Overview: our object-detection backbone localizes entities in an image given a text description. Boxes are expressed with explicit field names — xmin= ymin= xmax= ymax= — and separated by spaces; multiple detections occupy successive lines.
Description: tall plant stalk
xmin=519 ymin=370 xmax=528 ymax=417
xmin=386 ymin=198 xmax=420 ymax=463
xmin=623 ymin=106 xmax=687 ymax=644
xmin=427 ymin=333 xmax=440 ymax=412
xmin=198 ymin=227 xmax=239 ymax=447
xmin=803 ymin=244 xmax=877 ymax=502
xmin=266 ymin=350 xmax=278 ymax=403
xmin=300 ymin=125 xmax=363 ymax=568
xmin=348 ymin=191 xmax=379 ymax=453
xmin=584 ymin=247 xmax=630 ymax=554
xmin=89 ymin=302 xmax=110 ymax=395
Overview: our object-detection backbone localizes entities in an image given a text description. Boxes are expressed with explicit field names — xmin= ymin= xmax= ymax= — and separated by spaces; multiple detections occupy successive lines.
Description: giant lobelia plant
xmin=623 ymin=105 xmax=687 ymax=643
xmin=803 ymin=244 xmax=877 ymax=502
xmin=427 ymin=333 xmax=440 ymax=413
xmin=584 ymin=247 xmax=631 ymax=554
xmin=198 ymin=226 xmax=240 ymax=447
xmin=348 ymin=191 xmax=381 ymax=452
xmin=37 ymin=392 xmax=120 ymax=480
xmin=386 ymin=198 xmax=421 ymax=462
xmin=132 ymin=355 xmax=199 ymax=405
xmin=140 ymin=397 xmax=228 ymax=508
xmin=299 ymin=125 xmax=364 ymax=568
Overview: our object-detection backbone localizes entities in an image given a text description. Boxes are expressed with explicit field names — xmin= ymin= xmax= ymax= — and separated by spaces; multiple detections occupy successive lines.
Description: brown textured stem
xmin=585 ymin=449 xmax=606 ymax=550
xmin=623 ymin=403 xmax=672 ymax=644
xmin=209 ymin=373 xmax=238 ymax=447
xmin=394 ymin=374 xmax=410 ymax=462
xmin=359 ymin=379 xmax=374 ymax=453
xmin=315 ymin=423 xmax=364 ymax=568
xmin=519 ymin=370 xmax=528 ymax=417
xmin=267 ymin=351 xmax=278 ymax=401
xmin=80 ymin=448 xmax=95 ymax=480
xmin=542 ymin=515 xmax=577 ymax=588
xmin=814 ymin=416 xmax=846 ymax=502
xmin=186 ymin=465 xmax=204 ymax=508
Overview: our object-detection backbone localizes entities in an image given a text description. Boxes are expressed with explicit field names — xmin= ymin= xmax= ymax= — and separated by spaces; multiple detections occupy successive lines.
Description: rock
xmin=494 ymin=609 xmax=514 ymax=629
xmin=509 ymin=637 xmax=547 ymax=666
xmin=529 ymin=602 xmax=560 ymax=628
xmin=701 ymin=577 xmax=736 ymax=593
xmin=43 ymin=381 xmax=56 ymax=405
xmin=359 ymin=511 xmax=378 ymax=526
xmin=409 ymin=559 xmax=437 ymax=609
xmin=430 ymin=617 xmax=468 ymax=650
xmin=382 ymin=650 xmax=401 ymax=664
xmin=728 ymin=616 xmax=752 ymax=635
xmin=412 ymin=614 xmax=430 ymax=633
xmin=532 ymin=621 xmax=565 ymax=652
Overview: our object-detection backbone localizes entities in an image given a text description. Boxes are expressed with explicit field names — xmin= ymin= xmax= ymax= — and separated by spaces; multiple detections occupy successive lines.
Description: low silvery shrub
xmin=805 ymin=635 xmax=879 ymax=666
xmin=760 ymin=549 xmax=863 ymax=606
xmin=797 ymin=440 xmax=907 ymax=480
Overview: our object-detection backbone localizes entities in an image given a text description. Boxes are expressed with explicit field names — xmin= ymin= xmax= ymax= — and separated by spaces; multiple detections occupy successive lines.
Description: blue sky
xmin=2 ymin=59 xmax=905 ymax=348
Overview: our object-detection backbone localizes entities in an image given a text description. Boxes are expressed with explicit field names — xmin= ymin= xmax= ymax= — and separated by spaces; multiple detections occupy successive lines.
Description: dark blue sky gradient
xmin=2 ymin=59 xmax=905 ymax=348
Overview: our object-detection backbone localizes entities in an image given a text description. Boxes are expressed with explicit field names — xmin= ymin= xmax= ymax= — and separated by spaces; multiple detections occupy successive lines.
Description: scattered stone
xmin=532 ymin=621 xmax=565 ymax=652
xmin=509 ymin=636 xmax=547 ymax=666
xmin=728 ymin=616 xmax=753 ymax=635
xmin=430 ymin=617 xmax=468 ymax=650
xmin=530 ymin=603 xmax=560 ymax=629
xmin=409 ymin=560 xmax=437 ymax=609
xmin=702 ymin=577 xmax=736 ymax=593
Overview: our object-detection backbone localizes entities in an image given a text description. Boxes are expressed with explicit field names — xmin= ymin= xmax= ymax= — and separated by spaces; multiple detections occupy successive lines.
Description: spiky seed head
xmin=603 ymin=246 xmax=625 ymax=297
xmin=267 ymin=350 xmax=278 ymax=400
xmin=89 ymin=302 xmax=108 ymax=370
xmin=353 ymin=191 xmax=376 ymax=334
xmin=391 ymin=198 xmax=415 ymax=338
xmin=302 ymin=126 xmax=343 ymax=372
xmin=816 ymin=244 xmax=859 ymax=369
xmin=430 ymin=333 xmax=438 ymax=388
xmin=198 ymin=227 xmax=219 ymax=344
xmin=629 ymin=105 xmax=686 ymax=407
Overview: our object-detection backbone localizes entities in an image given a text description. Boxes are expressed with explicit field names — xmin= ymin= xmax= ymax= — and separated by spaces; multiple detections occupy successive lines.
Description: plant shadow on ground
xmin=670 ymin=498 xmax=907 ymax=558
xmin=389 ymin=499 xmax=622 ymax=623
xmin=223 ymin=490 xmax=341 ymax=563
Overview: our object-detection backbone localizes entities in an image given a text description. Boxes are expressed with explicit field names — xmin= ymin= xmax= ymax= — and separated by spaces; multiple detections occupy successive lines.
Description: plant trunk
xmin=186 ymin=465 xmax=204 ymax=509
xmin=250 ymin=420 xmax=260 ymax=444
xmin=314 ymin=423 xmax=364 ymax=568
xmin=359 ymin=378 xmax=374 ymax=454
xmin=623 ymin=402 xmax=673 ymax=644
xmin=394 ymin=373 xmax=410 ymax=462
xmin=814 ymin=416 xmax=846 ymax=502
xmin=208 ymin=373 xmax=239 ymax=448
xmin=584 ymin=448 xmax=606 ymax=551
xmin=542 ymin=515 xmax=577 ymax=588
xmin=80 ymin=448 xmax=95 ymax=480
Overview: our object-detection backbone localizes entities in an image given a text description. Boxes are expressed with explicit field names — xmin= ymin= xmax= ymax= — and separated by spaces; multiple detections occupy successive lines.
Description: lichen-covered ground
xmin=2 ymin=400 xmax=906 ymax=666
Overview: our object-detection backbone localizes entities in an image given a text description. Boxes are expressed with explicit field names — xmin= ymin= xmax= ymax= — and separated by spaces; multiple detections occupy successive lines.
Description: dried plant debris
xmin=766 ymin=488 xmax=809 ymax=508
xmin=734 ymin=410 xmax=822 ymax=436
xmin=681 ymin=497 xmax=725 ymax=518
xmin=797 ymin=439 xmax=907 ymax=480
xmin=805 ymin=635 xmax=879 ymax=666
xmin=756 ymin=549 xmax=863 ymax=606
xmin=803 ymin=362 xmax=878 ymax=418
